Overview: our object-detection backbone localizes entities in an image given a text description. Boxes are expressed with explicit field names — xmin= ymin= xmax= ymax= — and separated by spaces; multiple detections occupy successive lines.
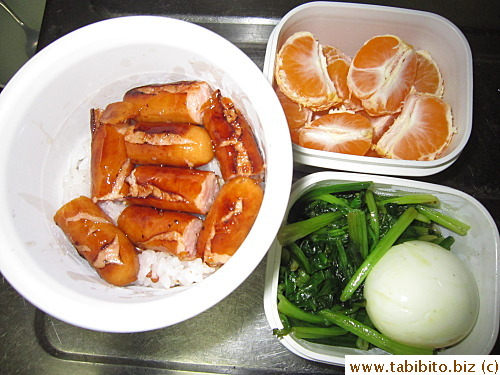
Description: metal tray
xmin=1 ymin=0 xmax=499 ymax=373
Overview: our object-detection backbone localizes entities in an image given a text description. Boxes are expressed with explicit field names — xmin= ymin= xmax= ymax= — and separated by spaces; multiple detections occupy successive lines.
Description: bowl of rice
xmin=0 ymin=16 xmax=293 ymax=332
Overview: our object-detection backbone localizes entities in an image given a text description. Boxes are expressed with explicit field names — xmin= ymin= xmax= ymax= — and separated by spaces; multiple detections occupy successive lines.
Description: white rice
xmin=136 ymin=250 xmax=216 ymax=289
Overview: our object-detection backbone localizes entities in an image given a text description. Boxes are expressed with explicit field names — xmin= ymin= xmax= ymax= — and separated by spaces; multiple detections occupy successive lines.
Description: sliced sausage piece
xmin=123 ymin=81 xmax=213 ymax=124
xmin=124 ymin=122 xmax=214 ymax=167
xmin=99 ymin=101 xmax=139 ymax=125
xmin=90 ymin=110 xmax=133 ymax=202
xmin=203 ymin=90 xmax=265 ymax=182
xmin=53 ymin=196 xmax=139 ymax=287
xmin=125 ymin=165 xmax=219 ymax=215
xmin=117 ymin=205 xmax=202 ymax=261
xmin=196 ymin=176 xmax=264 ymax=267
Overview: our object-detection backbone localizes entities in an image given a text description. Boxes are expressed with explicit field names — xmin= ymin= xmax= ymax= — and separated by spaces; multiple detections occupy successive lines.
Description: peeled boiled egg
xmin=364 ymin=240 xmax=479 ymax=349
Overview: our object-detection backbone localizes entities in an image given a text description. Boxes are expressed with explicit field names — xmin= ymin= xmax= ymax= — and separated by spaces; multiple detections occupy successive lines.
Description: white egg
xmin=364 ymin=240 xmax=479 ymax=349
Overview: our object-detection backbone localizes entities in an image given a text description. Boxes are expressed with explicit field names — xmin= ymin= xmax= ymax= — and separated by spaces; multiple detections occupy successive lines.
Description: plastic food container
xmin=264 ymin=171 xmax=500 ymax=365
xmin=263 ymin=2 xmax=473 ymax=176
xmin=0 ymin=16 xmax=293 ymax=333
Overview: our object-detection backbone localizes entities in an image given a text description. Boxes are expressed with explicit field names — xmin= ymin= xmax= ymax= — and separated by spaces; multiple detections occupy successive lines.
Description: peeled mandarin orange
xmin=375 ymin=92 xmax=454 ymax=160
xmin=414 ymin=50 xmax=444 ymax=97
xmin=275 ymin=31 xmax=340 ymax=111
xmin=322 ymin=44 xmax=363 ymax=111
xmin=297 ymin=112 xmax=373 ymax=156
xmin=358 ymin=110 xmax=396 ymax=144
xmin=347 ymin=35 xmax=417 ymax=116
xmin=364 ymin=147 xmax=383 ymax=158
xmin=275 ymin=86 xmax=312 ymax=143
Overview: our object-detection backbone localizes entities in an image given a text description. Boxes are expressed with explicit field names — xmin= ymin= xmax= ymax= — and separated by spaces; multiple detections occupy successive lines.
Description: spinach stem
xmin=317 ymin=194 xmax=353 ymax=210
xmin=298 ymin=181 xmax=372 ymax=203
xmin=277 ymin=211 xmax=343 ymax=246
xmin=416 ymin=205 xmax=470 ymax=236
xmin=277 ymin=294 xmax=328 ymax=325
xmin=348 ymin=210 xmax=369 ymax=259
xmin=291 ymin=325 xmax=348 ymax=339
xmin=318 ymin=310 xmax=434 ymax=355
xmin=340 ymin=207 xmax=419 ymax=302
xmin=365 ymin=190 xmax=380 ymax=242
xmin=378 ymin=194 xmax=439 ymax=206
xmin=288 ymin=243 xmax=312 ymax=275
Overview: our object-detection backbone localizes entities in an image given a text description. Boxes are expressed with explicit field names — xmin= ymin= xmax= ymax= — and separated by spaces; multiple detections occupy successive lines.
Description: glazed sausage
xmin=90 ymin=110 xmax=133 ymax=202
xmin=125 ymin=165 xmax=219 ymax=215
xmin=117 ymin=205 xmax=203 ymax=261
xmin=53 ymin=196 xmax=139 ymax=286
xmin=124 ymin=122 xmax=214 ymax=167
xmin=123 ymin=81 xmax=212 ymax=124
xmin=99 ymin=101 xmax=139 ymax=125
xmin=203 ymin=90 xmax=265 ymax=182
xmin=196 ymin=176 xmax=264 ymax=267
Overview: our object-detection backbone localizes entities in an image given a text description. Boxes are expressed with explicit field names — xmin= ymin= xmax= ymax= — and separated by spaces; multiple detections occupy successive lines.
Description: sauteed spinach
xmin=273 ymin=181 xmax=470 ymax=354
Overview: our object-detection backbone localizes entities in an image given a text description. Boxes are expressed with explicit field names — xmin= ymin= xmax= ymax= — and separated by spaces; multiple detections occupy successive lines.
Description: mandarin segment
xmin=364 ymin=147 xmax=383 ymax=158
xmin=347 ymin=35 xmax=417 ymax=116
xmin=358 ymin=110 xmax=396 ymax=144
xmin=323 ymin=44 xmax=363 ymax=111
xmin=275 ymin=31 xmax=340 ymax=111
xmin=375 ymin=92 xmax=454 ymax=160
xmin=273 ymin=32 xmax=455 ymax=160
xmin=297 ymin=112 xmax=373 ymax=156
xmin=414 ymin=50 xmax=444 ymax=97
xmin=275 ymin=86 xmax=312 ymax=143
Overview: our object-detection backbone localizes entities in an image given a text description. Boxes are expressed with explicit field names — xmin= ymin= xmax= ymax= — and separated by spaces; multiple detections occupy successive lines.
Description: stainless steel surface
xmin=0 ymin=0 xmax=39 ymax=57
xmin=0 ymin=0 xmax=44 ymax=88
xmin=1 ymin=0 xmax=499 ymax=374
xmin=2 ymin=260 xmax=337 ymax=374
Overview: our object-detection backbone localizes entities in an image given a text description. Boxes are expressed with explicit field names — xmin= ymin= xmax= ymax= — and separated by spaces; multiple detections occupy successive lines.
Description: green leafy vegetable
xmin=318 ymin=309 xmax=434 ymax=355
xmin=298 ymin=181 xmax=372 ymax=204
xmin=340 ymin=207 xmax=419 ymax=302
xmin=273 ymin=180 xmax=470 ymax=354
xmin=365 ymin=190 xmax=380 ymax=243
xmin=277 ymin=212 xmax=343 ymax=246
xmin=377 ymin=194 xmax=439 ymax=206
xmin=347 ymin=210 xmax=369 ymax=259
xmin=416 ymin=205 xmax=470 ymax=236
xmin=277 ymin=293 xmax=328 ymax=325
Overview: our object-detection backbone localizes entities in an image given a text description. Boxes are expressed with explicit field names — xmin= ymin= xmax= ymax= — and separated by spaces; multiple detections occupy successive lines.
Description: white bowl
xmin=0 ymin=16 xmax=293 ymax=332
xmin=263 ymin=2 xmax=473 ymax=176
xmin=264 ymin=171 xmax=499 ymax=365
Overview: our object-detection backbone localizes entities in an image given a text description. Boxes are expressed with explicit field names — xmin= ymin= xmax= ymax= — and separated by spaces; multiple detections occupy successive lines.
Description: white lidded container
xmin=264 ymin=171 xmax=499 ymax=365
xmin=0 ymin=16 xmax=293 ymax=333
xmin=263 ymin=2 xmax=473 ymax=176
